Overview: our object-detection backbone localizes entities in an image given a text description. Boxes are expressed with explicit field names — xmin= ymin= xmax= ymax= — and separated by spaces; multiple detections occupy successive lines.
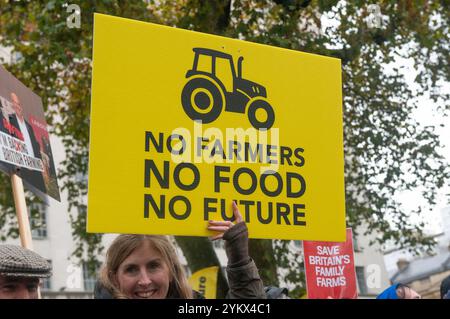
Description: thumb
xmin=232 ymin=201 xmax=243 ymax=223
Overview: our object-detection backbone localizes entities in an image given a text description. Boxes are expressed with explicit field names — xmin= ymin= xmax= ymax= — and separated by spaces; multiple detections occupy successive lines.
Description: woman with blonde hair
xmin=94 ymin=201 xmax=266 ymax=299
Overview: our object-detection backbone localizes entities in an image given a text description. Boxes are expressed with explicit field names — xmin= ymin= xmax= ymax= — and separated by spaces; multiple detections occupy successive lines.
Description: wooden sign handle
xmin=10 ymin=173 xmax=33 ymax=250
xmin=10 ymin=173 xmax=42 ymax=298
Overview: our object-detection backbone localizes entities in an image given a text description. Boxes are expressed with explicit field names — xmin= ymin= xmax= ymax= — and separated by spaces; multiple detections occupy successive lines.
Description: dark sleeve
xmin=94 ymin=281 xmax=114 ymax=299
xmin=26 ymin=121 xmax=41 ymax=159
xmin=226 ymin=258 xmax=266 ymax=299
xmin=8 ymin=115 xmax=18 ymax=129
xmin=223 ymin=222 xmax=266 ymax=299
xmin=0 ymin=115 xmax=6 ymax=133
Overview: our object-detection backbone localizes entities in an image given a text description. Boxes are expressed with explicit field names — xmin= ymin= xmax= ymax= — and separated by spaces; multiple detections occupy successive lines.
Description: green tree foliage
xmin=1 ymin=1 xmax=449 ymax=297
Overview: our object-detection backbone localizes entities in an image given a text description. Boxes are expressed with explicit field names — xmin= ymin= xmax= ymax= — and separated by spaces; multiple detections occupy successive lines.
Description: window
xmin=215 ymin=57 xmax=234 ymax=92
xmin=196 ymin=54 xmax=212 ymax=73
xmin=41 ymin=260 xmax=52 ymax=290
xmin=352 ymin=233 xmax=361 ymax=252
xmin=356 ymin=266 xmax=368 ymax=295
xmin=82 ymin=263 xmax=99 ymax=292
xmin=29 ymin=203 xmax=48 ymax=239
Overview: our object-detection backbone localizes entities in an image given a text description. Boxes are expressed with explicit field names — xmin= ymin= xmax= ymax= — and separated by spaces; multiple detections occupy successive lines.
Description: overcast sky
xmin=397 ymin=56 xmax=450 ymax=235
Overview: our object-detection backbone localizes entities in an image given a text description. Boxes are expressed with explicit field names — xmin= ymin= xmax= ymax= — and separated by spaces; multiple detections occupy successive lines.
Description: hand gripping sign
xmin=88 ymin=14 xmax=345 ymax=241
xmin=303 ymin=228 xmax=358 ymax=299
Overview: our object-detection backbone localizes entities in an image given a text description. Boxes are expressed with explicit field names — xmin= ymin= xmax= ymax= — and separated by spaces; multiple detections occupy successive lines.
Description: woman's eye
xmin=125 ymin=266 xmax=139 ymax=274
xmin=148 ymin=262 xmax=161 ymax=271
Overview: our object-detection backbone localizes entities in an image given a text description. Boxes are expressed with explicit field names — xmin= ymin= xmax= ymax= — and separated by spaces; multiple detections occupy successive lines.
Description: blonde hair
xmin=99 ymin=234 xmax=193 ymax=299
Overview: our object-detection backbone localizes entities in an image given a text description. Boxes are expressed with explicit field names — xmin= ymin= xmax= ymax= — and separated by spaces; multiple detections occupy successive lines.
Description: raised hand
xmin=207 ymin=201 xmax=243 ymax=241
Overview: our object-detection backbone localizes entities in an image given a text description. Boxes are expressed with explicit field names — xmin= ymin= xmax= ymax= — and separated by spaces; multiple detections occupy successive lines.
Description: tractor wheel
xmin=247 ymin=99 xmax=275 ymax=130
xmin=181 ymin=77 xmax=223 ymax=124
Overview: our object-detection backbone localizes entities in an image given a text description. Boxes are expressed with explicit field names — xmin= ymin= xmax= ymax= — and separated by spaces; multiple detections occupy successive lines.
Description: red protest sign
xmin=303 ymin=228 xmax=358 ymax=299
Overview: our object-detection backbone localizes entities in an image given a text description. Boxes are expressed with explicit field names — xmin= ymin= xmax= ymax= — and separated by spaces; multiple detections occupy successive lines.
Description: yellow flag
xmin=188 ymin=266 xmax=219 ymax=299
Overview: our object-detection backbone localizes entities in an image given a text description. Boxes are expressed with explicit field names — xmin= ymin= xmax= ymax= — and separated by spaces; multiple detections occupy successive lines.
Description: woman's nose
xmin=137 ymin=270 xmax=152 ymax=286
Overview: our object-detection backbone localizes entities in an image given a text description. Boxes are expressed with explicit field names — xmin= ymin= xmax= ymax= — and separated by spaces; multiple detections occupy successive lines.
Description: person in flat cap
xmin=0 ymin=244 xmax=52 ymax=299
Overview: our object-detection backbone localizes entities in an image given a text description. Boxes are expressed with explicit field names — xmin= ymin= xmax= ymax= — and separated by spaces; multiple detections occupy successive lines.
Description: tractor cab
xmin=186 ymin=48 xmax=241 ymax=93
xmin=186 ymin=48 xmax=266 ymax=102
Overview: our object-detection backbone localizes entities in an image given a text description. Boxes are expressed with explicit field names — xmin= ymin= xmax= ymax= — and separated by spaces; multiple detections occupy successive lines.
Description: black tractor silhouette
xmin=181 ymin=48 xmax=275 ymax=129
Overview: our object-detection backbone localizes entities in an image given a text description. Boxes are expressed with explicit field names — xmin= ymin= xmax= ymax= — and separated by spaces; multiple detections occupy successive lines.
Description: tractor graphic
xmin=181 ymin=48 xmax=275 ymax=129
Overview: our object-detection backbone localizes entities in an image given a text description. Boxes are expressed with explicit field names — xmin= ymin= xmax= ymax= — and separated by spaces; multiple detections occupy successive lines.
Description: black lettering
xmin=174 ymin=163 xmax=200 ymax=190
xmin=239 ymin=200 xmax=254 ymax=223
xmin=276 ymin=203 xmax=291 ymax=225
xmin=204 ymin=197 xmax=217 ymax=220
xmin=280 ymin=146 xmax=293 ymax=166
xmin=214 ymin=166 xmax=230 ymax=192
xmin=145 ymin=131 xmax=163 ymax=153
xmin=228 ymin=140 xmax=242 ymax=161
xmin=220 ymin=198 xmax=235 ymax=221
xmin=293 ymin=204 xmax=306 ymax=226
xmin=257 ymin=201 xmax=273 ymax=224
xmin=266 ymin=144 xmax=278 ymax=164
xmin=144 ymin=160 xmax=169 ymax=188
xmin=169 ymin=196 xmax=191 ymax=220
xmin=198 ymin=276 xmax=206 ymax=294
xmin=144 ymin=194 xmax=165 ymax=218
xmin=244 ymin=142 xmax=263 ymax=163
xmin=233 ymin=168 xmax=257 ymax=195
xmin=196 ymin=137 xmax=209 ymax=156
xmin=166 ymin=134 xmax=186 ymax=155
xmin=294 ymin=148 xmax=305 ymax=167
xmin=287 ymin=172 xmax=306 ymax=198
xmin=260 ymin=171 xmax=283 ymax=197
xmin=211 ymin=139 xmax=226 ymax=159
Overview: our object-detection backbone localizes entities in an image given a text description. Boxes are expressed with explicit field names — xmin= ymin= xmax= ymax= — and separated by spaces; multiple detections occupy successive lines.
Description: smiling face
xmin=115 ymin=240 xmax=171 ymax=299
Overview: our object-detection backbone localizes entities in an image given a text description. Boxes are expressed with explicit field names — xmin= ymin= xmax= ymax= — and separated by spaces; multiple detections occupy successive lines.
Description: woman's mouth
xmin=134 ymin=289 xmax=157 ymax=299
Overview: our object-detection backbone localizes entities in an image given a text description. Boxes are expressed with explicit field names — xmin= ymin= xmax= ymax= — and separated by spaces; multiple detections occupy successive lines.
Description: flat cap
xmin=0 ymin=245 xmax=52 ymax=278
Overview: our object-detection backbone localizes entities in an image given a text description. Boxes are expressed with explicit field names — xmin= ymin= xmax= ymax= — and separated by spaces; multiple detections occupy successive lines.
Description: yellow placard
xmin=88 ymin=13 xmax=346 ymax=241
xmin=188 ymin=266 xmax=219 ymax=299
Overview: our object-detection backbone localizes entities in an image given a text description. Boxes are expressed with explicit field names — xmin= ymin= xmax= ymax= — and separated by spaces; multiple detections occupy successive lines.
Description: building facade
xmin=387 ymin=206 xmax=450 ymax=299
